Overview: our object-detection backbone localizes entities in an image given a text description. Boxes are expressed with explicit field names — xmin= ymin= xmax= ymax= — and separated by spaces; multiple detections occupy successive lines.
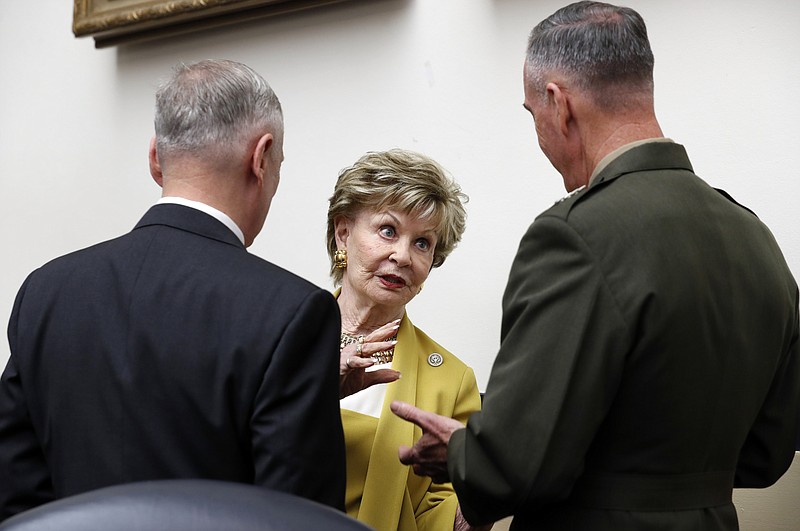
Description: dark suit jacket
xmin=448 ymin=143 xmax=800 ymax=530
xmin=0 ymin=204 xmax=346 ymax=520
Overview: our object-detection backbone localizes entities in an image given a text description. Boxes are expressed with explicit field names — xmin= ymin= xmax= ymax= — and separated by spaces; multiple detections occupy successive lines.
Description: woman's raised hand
xmin=339 ymin=319 xmax=402 ymax=398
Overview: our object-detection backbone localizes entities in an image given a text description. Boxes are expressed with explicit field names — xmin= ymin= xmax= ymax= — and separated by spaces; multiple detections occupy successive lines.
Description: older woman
xmin=328 ymin=149 xmax=488 ymax=531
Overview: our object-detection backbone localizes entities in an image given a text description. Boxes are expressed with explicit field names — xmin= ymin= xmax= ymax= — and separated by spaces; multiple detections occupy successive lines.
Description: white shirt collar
xmin=156 ymin=196 xmax=245 ymax=246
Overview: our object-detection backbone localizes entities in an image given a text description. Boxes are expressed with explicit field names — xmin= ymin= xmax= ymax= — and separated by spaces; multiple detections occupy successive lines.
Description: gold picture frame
xmin=73 ymin=0 xmax=352 ymax=48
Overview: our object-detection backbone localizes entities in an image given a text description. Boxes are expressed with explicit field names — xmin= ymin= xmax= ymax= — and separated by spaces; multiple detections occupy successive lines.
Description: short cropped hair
xmin=326 ymin=149 xmax=468 ymax=285
xmin=525 ymin=1 xmax=654 ymax=109
xmin=154 ymin=59 xmax=283 ymax=162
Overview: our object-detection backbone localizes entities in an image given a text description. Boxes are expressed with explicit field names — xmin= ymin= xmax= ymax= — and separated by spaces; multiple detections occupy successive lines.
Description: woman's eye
xmin=415 ymin=238 xmax=430 ymax=251
xmin=379 ymin=226 xmax=395 ymax=238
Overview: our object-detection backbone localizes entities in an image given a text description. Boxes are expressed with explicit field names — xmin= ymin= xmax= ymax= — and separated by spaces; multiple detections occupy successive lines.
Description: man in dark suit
xmin=392 ymin=2 xmax=800 ymax=530
xmin=0 ymin=59 xmax=345 ymax=520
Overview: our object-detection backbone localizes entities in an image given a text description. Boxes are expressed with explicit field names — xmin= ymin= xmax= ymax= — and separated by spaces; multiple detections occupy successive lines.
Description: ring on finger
xmin=356 ymin=336 xmax=363 ymax=355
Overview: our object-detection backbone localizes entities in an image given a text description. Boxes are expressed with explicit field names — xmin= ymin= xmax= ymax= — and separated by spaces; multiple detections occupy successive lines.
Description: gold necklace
xmin=340 ymin=331 xmax=397 ymax=364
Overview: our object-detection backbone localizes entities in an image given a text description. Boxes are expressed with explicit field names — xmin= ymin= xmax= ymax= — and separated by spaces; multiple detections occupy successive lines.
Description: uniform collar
xmin=589 ymin=138 xmax=675 ymax=186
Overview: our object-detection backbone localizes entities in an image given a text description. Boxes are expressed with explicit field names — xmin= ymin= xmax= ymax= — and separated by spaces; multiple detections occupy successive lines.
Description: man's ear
xmin=251 ymin=133 xmax=274 ymax=185
xmin=149 ymin=136 xmax=163 ymax=187
xmin=333 ymin=216 xmax=350 ymax=248
xmin=547 ymin=82 xmax=572 ymax=137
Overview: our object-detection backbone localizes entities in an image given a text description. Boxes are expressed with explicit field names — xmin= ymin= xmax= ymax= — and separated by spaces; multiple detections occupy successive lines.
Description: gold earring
xmin=334 ymin=249 xmax=347 ymax=269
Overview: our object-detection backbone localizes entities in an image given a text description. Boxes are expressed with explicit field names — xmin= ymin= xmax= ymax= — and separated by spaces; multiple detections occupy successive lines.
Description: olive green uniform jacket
xmin=448 ymin=142 xmax=800 ymax=530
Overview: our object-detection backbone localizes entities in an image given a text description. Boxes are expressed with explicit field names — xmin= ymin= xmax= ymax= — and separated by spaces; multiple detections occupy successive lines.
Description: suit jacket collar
xmin=134 ymin=203 xmax=245 ymax=250
xmin=590 ymin=141 xmax=694 ymax=189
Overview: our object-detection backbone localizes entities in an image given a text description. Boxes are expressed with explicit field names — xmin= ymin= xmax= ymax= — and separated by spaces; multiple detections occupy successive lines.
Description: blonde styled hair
xmin=326 ymin=149 xmax=468 ymax=285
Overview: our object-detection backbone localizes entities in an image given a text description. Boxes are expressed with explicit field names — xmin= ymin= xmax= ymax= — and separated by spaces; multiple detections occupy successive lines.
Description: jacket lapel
xmin=357 ymin=315 xmax=419 ymax=529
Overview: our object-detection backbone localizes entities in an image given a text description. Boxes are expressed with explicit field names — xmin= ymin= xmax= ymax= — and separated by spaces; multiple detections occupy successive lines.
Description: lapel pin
xmin=427 ymin=353 xmax=443 ymax=367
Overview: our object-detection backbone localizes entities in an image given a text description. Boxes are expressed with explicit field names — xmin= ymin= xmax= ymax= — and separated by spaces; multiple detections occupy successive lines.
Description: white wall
xmin=3 ymin=0 xmax=798 ymax=389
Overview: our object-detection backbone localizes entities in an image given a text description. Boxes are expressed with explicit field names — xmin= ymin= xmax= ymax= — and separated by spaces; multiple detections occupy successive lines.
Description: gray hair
xmin=326 ymin=149 xmax=468 ymax=286
xmin=154 ymin=59 xmax=283 ymax=162
xmin=525 ymin=1 xmax=654 ymax=109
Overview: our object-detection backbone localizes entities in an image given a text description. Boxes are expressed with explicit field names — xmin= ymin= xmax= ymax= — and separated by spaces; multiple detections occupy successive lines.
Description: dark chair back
xmin=0 ymin=479 xmax=370 ymax=531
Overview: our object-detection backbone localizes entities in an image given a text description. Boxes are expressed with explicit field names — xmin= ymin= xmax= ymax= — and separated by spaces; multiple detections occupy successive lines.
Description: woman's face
xmin=336 ymin=207 xmax=438 ymax=310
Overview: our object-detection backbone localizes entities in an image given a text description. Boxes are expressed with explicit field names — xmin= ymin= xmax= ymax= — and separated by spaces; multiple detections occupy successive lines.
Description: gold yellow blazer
xmin=342 ymin=314 xmax=481 ymax=531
